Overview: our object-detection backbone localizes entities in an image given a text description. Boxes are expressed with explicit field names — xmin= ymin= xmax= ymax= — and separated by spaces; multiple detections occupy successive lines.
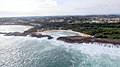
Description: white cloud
xmin=0 ymin=0 xmax=120 ymax=17
xmin=0 ymin=0 xmax=57 ymax=12
xmin=56 ymin=0 xmax=120 ymax=15
xmin=0 ymin=0 xmax=34 ymax=12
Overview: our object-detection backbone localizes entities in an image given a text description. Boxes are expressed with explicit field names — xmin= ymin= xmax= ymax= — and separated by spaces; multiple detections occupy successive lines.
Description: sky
xmin=0 ymin=0 xmax=120 ymax=17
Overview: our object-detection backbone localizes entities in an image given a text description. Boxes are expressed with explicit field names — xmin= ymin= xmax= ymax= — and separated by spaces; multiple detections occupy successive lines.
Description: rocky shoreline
xmin=0 ymin=27 xmax=120 ymax=45
xmin=0 ymin=31 xmax=53 ymax=39
xmin=57 ymin=36 xmax=120 ymax=45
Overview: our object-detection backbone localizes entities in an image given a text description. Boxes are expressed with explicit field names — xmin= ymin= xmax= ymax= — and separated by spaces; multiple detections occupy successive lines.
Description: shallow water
xmin=42 ymin=30 xmax=80 ymax=39
xmin=0 ymin=25 xmax=33 ymax=33
xmin=0 ymin=28 xmax=120 ymax=67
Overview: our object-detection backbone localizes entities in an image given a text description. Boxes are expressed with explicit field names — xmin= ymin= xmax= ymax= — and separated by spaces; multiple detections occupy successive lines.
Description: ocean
xmin=0 ymin=26 xmax=120 ymax=67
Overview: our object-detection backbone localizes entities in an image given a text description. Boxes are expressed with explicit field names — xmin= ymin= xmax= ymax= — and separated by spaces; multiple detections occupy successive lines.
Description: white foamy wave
xmin=0 ymin=35 xmax=120 ymax=67
xmin=63 ymin=42 xmax=120 ymax=57
xmin=0 ymin=29 xmax=120 ymax=67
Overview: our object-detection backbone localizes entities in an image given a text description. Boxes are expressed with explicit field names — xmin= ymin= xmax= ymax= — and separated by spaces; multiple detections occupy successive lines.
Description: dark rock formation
xmin=0 ymin=32 xmax=53 ymax=39
xmin=30 ymin=33 xmax=53 ymax=39
xmin=3 ymin=32 xmax=28 ymax=36
xmin=24 ymin=28 xmax=39 ymax=34
xmin=57 ymin=36 xmax=120 ymax=45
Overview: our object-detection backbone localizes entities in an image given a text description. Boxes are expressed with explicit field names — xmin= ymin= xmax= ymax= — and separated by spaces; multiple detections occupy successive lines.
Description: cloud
xmin=0 ymin=0 xmax=120 ymax=17
xmin=0 ymin=0 xmax=57 ymax=12
xmin=55 ymin=0 xmax=120 ymax=15
xmin=0 ymin=0 xmax=36 ymax=12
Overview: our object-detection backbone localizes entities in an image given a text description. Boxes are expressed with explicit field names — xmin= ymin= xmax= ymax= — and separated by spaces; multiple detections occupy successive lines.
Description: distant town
xmin=0 ymin=15 xmax=120 ymax=26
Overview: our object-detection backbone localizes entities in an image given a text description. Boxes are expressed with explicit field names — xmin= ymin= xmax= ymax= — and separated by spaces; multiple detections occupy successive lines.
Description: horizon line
xmin=0 ymin=14 xmax=120 ymax=18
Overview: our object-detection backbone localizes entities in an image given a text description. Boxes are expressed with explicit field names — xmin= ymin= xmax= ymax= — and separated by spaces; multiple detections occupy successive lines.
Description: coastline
xmin=57 ymin=36 xmax=120 ymax=45
xmin=18 ymin=27 xmax=120 ymax=45
xmin=0 ymin=25 xmax=120 ymax=45
xmin=35 ymin=29 xmax=120 ymax=45
xmin=40 ymin=29 xmax=94 ymax=38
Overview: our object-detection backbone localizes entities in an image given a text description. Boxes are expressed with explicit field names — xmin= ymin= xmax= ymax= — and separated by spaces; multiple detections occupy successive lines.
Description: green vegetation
xmin=31 ymin=23 xmax=120 ymax=39
xmin=72 ymin=27 xmax=120 ymax=39
xmin=68 ymin=23 xmax=120 ymax=39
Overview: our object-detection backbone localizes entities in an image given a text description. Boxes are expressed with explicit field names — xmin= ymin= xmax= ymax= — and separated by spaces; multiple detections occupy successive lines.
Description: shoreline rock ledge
xmin=57 ymin=36 xmax=120 ymax=45
xmin=0 ymin=32 xmax=53 ymax=39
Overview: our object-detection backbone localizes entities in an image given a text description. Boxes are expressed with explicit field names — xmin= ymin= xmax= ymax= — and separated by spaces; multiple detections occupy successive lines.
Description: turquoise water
xmin=0 ymin=30 xmax=120 ymax=67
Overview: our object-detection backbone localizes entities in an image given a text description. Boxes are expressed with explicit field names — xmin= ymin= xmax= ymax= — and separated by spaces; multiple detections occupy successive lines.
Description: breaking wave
xmin=0 ymin=30 xmax=120 ymax=67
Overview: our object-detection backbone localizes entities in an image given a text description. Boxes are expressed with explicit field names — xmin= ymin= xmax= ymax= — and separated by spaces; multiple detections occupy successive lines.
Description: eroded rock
xmin=0 ymin=32 xmax=53 ymax=39
xmin=57 ymin=36 xmax=120 ymax=45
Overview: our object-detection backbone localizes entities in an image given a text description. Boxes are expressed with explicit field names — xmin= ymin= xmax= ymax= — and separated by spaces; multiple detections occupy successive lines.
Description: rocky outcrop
xmin=57 ymin=36 xmax=120 ymax=45
xmin=3 ymin=32 xmax=28 ymax=36
xmin=30 ymin=33 xmax=53 ymax=39
xmin=0 ymin=32 xmax=53 ymax=39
